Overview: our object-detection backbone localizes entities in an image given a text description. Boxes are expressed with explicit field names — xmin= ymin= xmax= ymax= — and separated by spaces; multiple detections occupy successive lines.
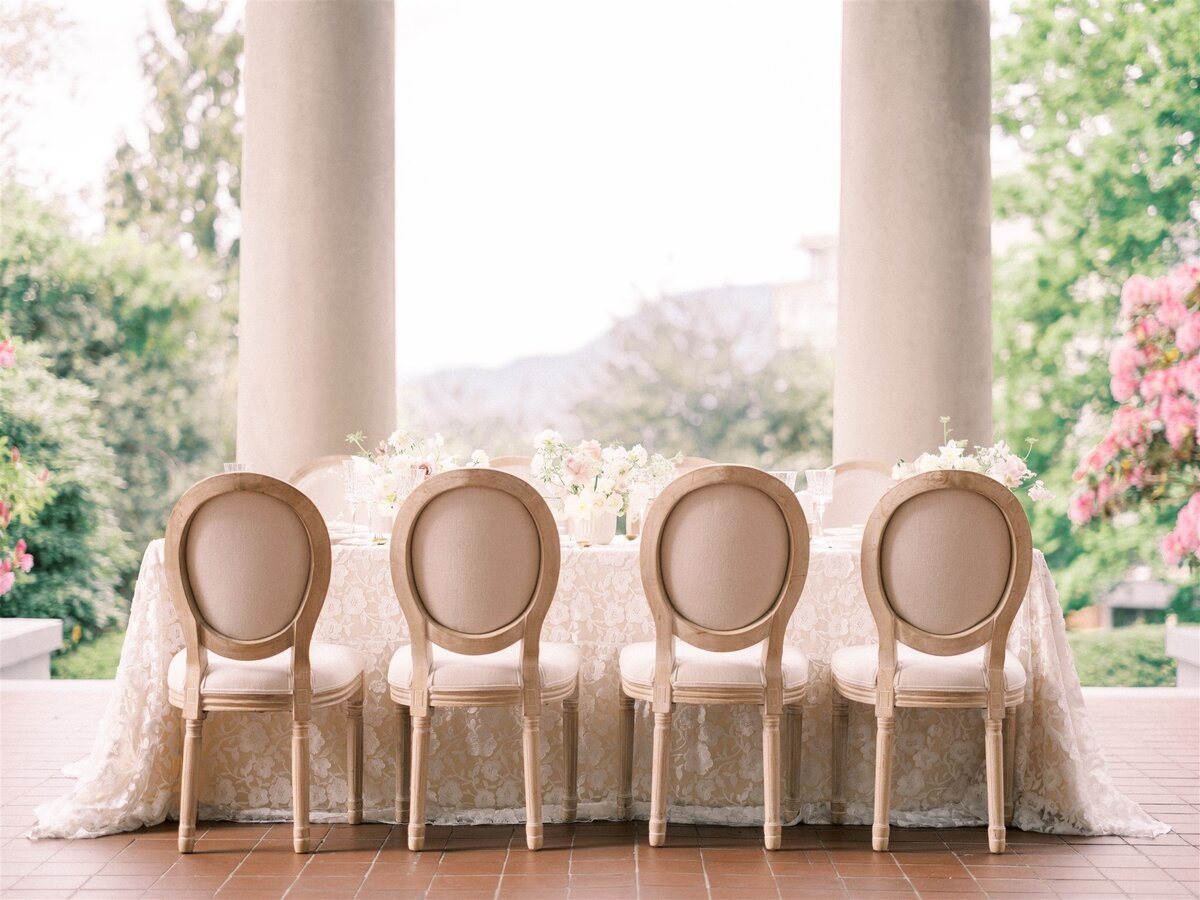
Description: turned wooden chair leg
xmin=649 ymin=709 xmax=672 ymax=847
xmin=617 ymin=690 xmax=635 ymax=821
xmin=292 ymin=720 xmax=313 ymax=853
xmin=785 ymin=703 xmax=803 ymax=818
xmin=395 ymin=704 xmax=411 ymax=824
xmin=831 ymin=690 xmax=849 ymax=826
xmin=522 ymin=713 xmax=544 ymax=850
xmin=1003 ymin=710 xmax=1017 ymax=826
xmin=872 ymin=712 xmax=894 ymax=852
xmin=763 ymin=710 xmax=782 ymax=850
xmin=347 ymin=686 xmax=364 ymax=825
xmin=986 ymin=713 xmax=1006 ymax=853
xmin=408 ymin=713 xmax=430 ymax=851
xmin=563 ymin=688 xmax=579 ymax=824
xmin=178 ymin=714 xmax=205 ymax=854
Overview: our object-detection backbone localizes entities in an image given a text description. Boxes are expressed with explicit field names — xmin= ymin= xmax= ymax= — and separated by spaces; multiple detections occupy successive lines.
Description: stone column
xmin=238 ymin=0 xmax=395 ymax=479
xmin=833 ymin=0 xmax=993 ymax=465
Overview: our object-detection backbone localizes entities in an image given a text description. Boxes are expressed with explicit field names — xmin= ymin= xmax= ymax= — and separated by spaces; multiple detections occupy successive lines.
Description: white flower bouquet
xmin=530 ymin=430 xmax=679 ymax=519
xmin=347 ymin=429 xmax=490 ymax=514
xmin=894 ymin=418 xmax=1053 ymax=502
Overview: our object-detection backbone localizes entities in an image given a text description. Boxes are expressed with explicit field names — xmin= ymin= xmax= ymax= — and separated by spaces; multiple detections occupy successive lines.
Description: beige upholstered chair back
xmin=290 ymin=454 xmax=351 ymax=522
xmin=165 ymin=474 xmax=332 ymax=665
xmin=391 ymin=469 xmax=560 ymax=658
xmin=862 ymin=470 xmax=1033 ymax=660
xmin=641 ymin=465 xmax=809 ymax=654
xmin=824 ymin=460 xmax=893 ymax=528
xmin=488 ymin=456 xmax=541 ymax=490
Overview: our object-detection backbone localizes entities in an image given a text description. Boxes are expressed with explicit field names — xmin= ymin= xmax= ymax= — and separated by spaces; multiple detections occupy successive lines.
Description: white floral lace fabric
xmin=33 ymin=536 xmax=1167 ymax=838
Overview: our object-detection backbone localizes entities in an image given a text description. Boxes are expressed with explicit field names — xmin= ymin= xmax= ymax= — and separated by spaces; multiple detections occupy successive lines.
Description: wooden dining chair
xmin=387 ymin=469 xmax=578 ymax=851
xmin=164 ymin=473 xmax=365 ymax=854
xmin=831 ymin=469 xmax=1033 ymax=854
xmin=487 ymin=455 xmax=541 ymax=489
xmin=824 ymin=459 xmax=893 ymax=528
xmin=618 ymin=465 xmax=810 ymax=849
xmin=289 ymin=454 xmax=352 ymax=523
xmin=674 ymin=455 xmax=718 ymax=475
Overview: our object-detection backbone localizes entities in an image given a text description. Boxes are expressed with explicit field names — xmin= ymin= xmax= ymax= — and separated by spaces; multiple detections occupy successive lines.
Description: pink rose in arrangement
xmin=1071 ymin=261 xmax=1199 ymax=565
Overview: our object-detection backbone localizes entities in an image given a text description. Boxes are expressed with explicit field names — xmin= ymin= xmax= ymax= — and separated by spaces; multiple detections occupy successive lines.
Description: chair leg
xmin=785 ymin=703 xmax=803 ymax=818
xmin=763 ymin=711 xmax=782 ymax=850
xmin=649 ymin=709 xmax=672 ymax=847
xmin=872 ymin=713 xmax=894 ymax=852
xmin=408 ymin=713 xmax=430 ymax=850
xmin=178 ymin=714 xmax=205 ymax=854
xmin=347 ymin=687 xmax=364 ymax=825
xmin=986 ymin=714 xmax=1006 ymax=853
xmin=617 ymin=690 xmax=635 ymax=821
xmin=562 ymin=689 xmax=579 ymax=824
xmin=292 ymin=720 xmax=312 ymax=853
xmin=395 ymin=704 xmax=411 ymax=824
xmin=522 ymin=713 xmax=544 ymax=850
xmin=831 ymin=691 xmax=849 ymax=826
xmin=1003 ymin=710 xmax=1016 ymax=826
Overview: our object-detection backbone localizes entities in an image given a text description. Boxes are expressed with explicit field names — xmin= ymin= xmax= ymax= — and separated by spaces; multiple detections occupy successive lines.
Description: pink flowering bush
xmin=0 ymin=339 xmax=54 ymax=597
xmin=1070 ymin=263 xmax=1200 ymax=567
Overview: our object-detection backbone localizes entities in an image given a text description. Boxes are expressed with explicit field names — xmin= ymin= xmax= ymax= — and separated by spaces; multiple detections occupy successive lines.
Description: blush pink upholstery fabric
xmin=167 ymin=643 xmax=364 ymax=696
xmin=831 ymin=643 xmax=1027 ymax=696
xmin=388 ymin=641 xmax=580 ymax=694
xmin=618 ymin=639 xmax=809 ymax=692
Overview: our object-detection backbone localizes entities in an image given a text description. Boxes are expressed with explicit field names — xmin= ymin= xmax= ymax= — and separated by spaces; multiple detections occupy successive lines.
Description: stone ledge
xmin=0 ymin=617 xmax=63 ymax=679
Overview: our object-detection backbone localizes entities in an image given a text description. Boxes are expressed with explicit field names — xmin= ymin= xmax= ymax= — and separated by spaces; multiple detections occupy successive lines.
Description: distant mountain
xmin=405 ymin=280 xmax=833 ymax=452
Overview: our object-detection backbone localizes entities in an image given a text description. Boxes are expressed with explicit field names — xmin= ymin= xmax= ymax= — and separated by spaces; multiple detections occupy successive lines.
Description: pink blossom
xmin=0 ymin=501 xmax=8 ymax=527
xmin=1068 ymin=491 xmax=1096 ymax=525
xmin=577 ymin=440 xmax=602 ymax=461
xmin=0 ymin=570 xmax=13 ymax=597
xmin=1178 ymin=313 xmax=1200 ymax=354
xmin=562 ymin=452 xmax=597 ymax=487
xmin=1161 ymin=493 xmax=1200 ymax=567
xmin=1120 ymin=274 xmax=1155 ymax=318
xmin=0 ymin=340 xmax=14 ymax=368
xmin=37 ymin=468 xmax=48 ymax=485
xmin=10 ymin=446 xmax=18 ymax=464
xmin=14 ymin=539 xmax=33 ymax=574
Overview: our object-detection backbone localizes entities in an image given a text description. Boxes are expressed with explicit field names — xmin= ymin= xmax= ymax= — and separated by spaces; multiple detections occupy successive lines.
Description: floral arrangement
xmin=347 ymin=429 xmax=489 ymax=514
xmin=531 ymin=430 xmax=678 ymax=519
xmin=1 ymin=339 xmax=53 ymax=597
xmin=1070 ymin=262 xmax=1199 ymax=567
xmin=893 ymin=418 xmax=1053 ymax=501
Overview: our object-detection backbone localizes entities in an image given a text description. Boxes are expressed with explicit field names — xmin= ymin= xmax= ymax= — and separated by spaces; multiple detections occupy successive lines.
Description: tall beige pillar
xmin=238 ymin=0 xmax=395 ymax=478
xmin=833 ymin=0 xmax=993 ymax=465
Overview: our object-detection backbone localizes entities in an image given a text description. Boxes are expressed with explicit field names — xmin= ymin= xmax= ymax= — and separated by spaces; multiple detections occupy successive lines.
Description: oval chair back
xmin=861 ymin=469 xmax=1033 ymax=709
xmin=824 ymin=459 xmax=894 ymax=528
xmin=165 ymin=473 xmax=332 ymax=717
xmin=290 ymin=454 xmax=352 ymax=523
xmin=640 ymin=464 xmax=809 ymax=708
xmin=389 ymin=468 xmax=560 ymax=713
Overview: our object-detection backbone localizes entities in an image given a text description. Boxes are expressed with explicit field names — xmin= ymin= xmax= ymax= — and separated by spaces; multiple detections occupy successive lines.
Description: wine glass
xmin=804 ymin=468 xmax=835 ymax=546
xmin=342 ymin=459 xmax=367 ymax=544
xmin=768 ymin=470 xmax=797 ymax=490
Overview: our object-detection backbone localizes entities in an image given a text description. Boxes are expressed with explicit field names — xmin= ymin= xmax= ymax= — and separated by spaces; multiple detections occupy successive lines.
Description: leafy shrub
xmin=0 ymin=347 xmax=132 ymax=640
xmin=1067 ymin=625 xmax=1177 ymax=687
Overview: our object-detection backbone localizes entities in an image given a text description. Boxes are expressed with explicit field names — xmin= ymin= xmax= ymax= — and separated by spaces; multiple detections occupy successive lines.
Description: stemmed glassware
xmin=342 ymin=459 xmax=373 ymax=545
xmin=804 ymin=467 xmax=835 ymax=547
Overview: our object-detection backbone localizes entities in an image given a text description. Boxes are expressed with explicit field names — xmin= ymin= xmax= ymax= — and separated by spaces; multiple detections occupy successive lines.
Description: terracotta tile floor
xmin=1 ymin=682 xmax=1196 ymax=899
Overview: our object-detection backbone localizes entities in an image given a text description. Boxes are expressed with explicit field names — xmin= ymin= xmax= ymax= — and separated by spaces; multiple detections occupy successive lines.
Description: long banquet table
xmin=33 ymin=529 xmax=1167 ymax=839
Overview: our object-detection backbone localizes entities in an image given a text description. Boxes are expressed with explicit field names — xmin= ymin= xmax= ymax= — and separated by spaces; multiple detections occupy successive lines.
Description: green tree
xmin=0 ymin=185 xmax=230 ymax=577
xmin=574 ymin=295 xmax=833 ymax=468
xmin=992 ymin=0 xmax=1200 ymax=609
xmin=0 ymin=343 xmax=131 ymax=640
xmin=105 ymin=0 xmax=243 ymax=263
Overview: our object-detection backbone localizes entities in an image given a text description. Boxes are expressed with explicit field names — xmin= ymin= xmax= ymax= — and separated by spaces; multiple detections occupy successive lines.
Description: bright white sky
xmin=11 ymin=0 xmax=842 ymax=376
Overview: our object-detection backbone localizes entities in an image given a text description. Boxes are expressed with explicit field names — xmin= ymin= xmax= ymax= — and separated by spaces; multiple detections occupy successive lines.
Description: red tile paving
xmin=1 ymin=682 xmax=1196 ymax=898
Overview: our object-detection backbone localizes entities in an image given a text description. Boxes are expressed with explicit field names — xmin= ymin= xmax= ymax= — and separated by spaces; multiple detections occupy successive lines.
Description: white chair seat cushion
xmin=618 ymin=640 xmax=809 ymax=692
xmin=831 ymin=643 xmax=1027 ymax=695
xmin=388 ymin=642 xmax=580 ymax=694
xmin=168 ymin=642 xmax=365 ymax=696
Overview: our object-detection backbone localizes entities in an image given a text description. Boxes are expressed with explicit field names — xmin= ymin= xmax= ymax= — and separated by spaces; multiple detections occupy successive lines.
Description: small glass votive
xmin=223 ymin=462 xmax=249 ymax=473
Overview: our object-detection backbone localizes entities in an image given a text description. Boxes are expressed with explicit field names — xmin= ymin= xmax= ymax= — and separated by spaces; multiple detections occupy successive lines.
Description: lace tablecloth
xmin=33 ymin=534 xmax=1167 ymax=838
